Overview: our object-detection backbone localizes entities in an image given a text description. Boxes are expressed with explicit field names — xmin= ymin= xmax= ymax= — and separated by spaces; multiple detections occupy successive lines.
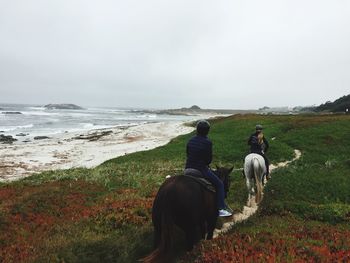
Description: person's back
xmin=248 ymin=125 xmax=269 ymax=155
xmin=248 ymin=132 xmax=261 ymax=154
xmin=185 ymin=135 xmax=212 ymax=175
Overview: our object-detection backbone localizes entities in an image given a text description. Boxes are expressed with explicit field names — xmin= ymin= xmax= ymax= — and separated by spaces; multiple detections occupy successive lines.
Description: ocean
xmin=0 ymin=104 xmax=196 ymax=139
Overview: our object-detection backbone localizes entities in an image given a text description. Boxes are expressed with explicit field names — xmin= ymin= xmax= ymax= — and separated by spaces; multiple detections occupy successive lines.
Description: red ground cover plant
xmin=0 ymin=181 xmax=154 ymax=263
xmin=182 ymin=223 xmax=350 ymax=263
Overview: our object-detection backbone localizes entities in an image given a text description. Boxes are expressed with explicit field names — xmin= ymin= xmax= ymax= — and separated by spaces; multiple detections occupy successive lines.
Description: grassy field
xmin=0 ymin=114 xmax=349 ymax=262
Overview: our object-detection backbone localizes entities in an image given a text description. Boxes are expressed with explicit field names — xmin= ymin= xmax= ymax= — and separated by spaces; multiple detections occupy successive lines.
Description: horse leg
xmin=200 ymin=222 xmax=207 ymax=239
xmin=246 ymin=177 xmax=255 ymax=207
xmin=153 ymin=226 xmax=161 ymax=249
xmin=206 ymin=214 xmax=217 ymax=240
xmin=246 ymin=176 xmax=252 ymax=194
xmin=185 ymin=228 xmax=196 ymax=251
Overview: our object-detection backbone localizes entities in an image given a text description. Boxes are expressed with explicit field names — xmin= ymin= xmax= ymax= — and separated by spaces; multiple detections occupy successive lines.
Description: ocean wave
xmin=28 ymin=106 xmax=46 ymax=111
xmin=64 ymin=112 xmax=93 ymax=117
xmin=87 ymin=107 xmax=129 ymax=113
xmin=80 ymin=123 xmax=116 ymax=130
xmin=0 ymin=124 xmax=34 ymax=132
xmin=81 ymin=123 xmax=95 ymax=129
xmin=21 ymin=111 xmax=60 ymax=116
xmin=141 ymin=114 xmax=157 ymax=119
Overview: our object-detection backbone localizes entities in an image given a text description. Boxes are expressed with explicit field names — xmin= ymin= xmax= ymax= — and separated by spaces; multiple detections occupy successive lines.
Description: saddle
xmin=183 ymin=168 xmax=216 ymax=193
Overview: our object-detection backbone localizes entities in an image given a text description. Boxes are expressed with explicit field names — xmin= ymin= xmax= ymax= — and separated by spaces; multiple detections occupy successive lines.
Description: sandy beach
xmin=0 ymin=121 xmax=195 ymax=182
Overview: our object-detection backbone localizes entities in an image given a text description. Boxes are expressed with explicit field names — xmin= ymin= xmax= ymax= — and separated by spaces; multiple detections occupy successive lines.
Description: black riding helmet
xmin=196 ymin=120 xmax=210 ymax=136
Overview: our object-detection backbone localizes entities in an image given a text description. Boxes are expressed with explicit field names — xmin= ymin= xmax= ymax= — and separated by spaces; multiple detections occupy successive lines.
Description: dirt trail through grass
xmin=213 ymin=149 xmax=302 ymax=238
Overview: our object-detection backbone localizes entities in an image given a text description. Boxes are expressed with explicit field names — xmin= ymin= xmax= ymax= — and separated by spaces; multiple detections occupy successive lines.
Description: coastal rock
xmin=34 ymin=136 xmax=51 ymax=140
xmin=16 ymin=133 xmax=29 ymax=137
xmin=23 ymin=139 xmax=31 ymax=143
xmin=44 ymin=104 xmax=84 ymax=110
xmin=73 ymin=130 xmax=113 ymax=141
xmin=0 ymin=134 xmax=18 ymax=144
xmin=1 ymin=111 xmax=22 ymax=114
xmin=189 ymin=105 xmax=201 ymax=110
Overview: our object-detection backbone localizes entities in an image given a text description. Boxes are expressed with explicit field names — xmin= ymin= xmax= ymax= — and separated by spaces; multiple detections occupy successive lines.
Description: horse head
xmin=213 ymin=165 xmax=234 ymax=197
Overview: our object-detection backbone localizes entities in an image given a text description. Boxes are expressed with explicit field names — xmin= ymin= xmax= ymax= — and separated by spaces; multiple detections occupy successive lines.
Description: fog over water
xmin=0 ymin=1 xmax=349 ymax=109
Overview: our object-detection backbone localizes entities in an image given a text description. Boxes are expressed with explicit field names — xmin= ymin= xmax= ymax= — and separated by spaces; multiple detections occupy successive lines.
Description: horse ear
xmin=229 ymin=166 xmax=234 ymax=173
xmin=215 ymin=164 xmax=219 ymax=170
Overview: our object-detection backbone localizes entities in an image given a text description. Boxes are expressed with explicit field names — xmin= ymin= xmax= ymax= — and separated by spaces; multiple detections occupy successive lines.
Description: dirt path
xmin=213 ymin=149 xmax=302 ymax=238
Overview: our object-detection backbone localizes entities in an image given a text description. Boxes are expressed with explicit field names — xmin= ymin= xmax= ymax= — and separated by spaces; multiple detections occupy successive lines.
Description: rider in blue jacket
xmin=185 ymin=120 xmax=232 ymax=217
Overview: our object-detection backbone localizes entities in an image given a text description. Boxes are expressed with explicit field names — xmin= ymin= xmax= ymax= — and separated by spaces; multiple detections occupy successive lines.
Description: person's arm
xmin=263 ymin=137 xmax=269 ymax=153
xmin=205 ymin=141 xmax=213 ymax=165
xmin=248 ymin=135 xmax=252 ymax=145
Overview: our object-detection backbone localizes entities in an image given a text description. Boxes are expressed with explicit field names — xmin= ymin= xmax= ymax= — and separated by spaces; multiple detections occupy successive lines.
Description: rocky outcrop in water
xmin=44 ymin=104 xmax=84 ymax=110
xmin=34 ymin=136 xmax=51 ymax=140
xmin=1 ymin=112 xmax=22 ymax=114
xmin=16 ymin=133 xmax=29 ymax=137
xmin=0 ymin=134 xmax=17 ymax=144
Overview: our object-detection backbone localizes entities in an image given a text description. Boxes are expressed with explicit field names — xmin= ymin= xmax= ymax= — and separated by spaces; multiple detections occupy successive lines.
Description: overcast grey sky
xmin=0 ymin=0 xmax=349 ymax=109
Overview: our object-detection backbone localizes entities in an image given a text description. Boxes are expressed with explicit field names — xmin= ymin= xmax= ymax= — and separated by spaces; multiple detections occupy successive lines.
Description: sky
xmin=0 ymin=0 xmax=349 ymax=109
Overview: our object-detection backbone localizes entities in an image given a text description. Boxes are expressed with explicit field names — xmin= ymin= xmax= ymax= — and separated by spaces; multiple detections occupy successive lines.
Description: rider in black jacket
xmin=185 ymin=120 xmax=232 ymax=217
xmin=248 ymin=124 xmax=270 ymax=179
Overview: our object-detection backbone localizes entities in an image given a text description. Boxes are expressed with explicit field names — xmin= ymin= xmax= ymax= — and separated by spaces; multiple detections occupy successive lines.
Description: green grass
xmin=1 ymin=114 xmax=349 ymax=262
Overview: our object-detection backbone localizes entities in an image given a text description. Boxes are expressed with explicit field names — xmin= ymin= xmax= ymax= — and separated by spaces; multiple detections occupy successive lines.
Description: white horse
xmin=244 ymin=153 xmax=266 ymax=205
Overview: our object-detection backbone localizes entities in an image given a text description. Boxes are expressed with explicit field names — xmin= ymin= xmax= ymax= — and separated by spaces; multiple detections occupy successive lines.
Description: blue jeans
xmin=204 ymin=169 xmax=225 ymax=210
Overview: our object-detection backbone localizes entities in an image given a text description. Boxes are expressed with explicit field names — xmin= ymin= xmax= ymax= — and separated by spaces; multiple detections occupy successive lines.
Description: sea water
xmin=0 ymin=104 xmax=195 ymax=139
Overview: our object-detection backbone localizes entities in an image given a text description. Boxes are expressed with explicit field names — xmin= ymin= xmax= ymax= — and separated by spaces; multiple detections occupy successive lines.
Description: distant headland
xmin=134 ymin=105 xmax=257 ymax=116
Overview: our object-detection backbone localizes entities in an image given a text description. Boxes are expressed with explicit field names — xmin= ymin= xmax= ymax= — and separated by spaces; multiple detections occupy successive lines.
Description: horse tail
xmin=252 ymin=157 xmax=263 ymax=203
xmin=142 ymin=192 xmax=174 ymax=263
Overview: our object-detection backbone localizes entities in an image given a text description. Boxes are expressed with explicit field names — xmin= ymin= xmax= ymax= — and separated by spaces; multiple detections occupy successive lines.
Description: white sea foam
xmin=0 ymin=124 xmax=34 ymax=132
xmin=21 ymin=111 xmax=60 ymax=116
xmin=28 ymin=106 xmax=46 ymax=111
xmin=80 ymin=123 xmax=116 ymax=130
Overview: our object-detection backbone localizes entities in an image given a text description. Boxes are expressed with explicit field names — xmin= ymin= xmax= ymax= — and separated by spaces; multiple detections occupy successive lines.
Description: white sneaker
xmin=219 ymin=209 xmax=232 ymax=217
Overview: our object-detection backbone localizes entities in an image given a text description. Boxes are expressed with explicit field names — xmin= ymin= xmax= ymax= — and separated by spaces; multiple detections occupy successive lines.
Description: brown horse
xmin=142 ymin=166 xmax=233 ymax=263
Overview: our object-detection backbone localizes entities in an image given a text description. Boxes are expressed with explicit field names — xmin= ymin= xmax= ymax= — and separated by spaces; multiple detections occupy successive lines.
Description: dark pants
xmin=203 ymin=169 xmax=225 ymax=210
xmin=261 ymin=154 xmax=270 ymax=175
